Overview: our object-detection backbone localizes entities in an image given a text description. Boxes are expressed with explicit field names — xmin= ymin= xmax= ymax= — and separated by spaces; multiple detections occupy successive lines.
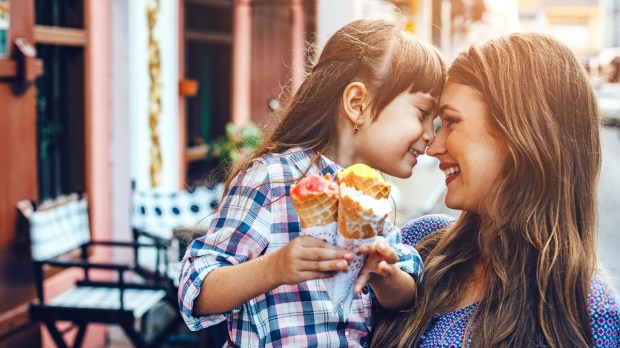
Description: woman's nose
xmin=426 ymin=130 xmax=445 ymax=157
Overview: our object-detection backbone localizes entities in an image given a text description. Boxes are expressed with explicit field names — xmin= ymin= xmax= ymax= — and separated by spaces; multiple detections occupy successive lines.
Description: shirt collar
xmin=284 ymin=147 xmax=342 ymax=180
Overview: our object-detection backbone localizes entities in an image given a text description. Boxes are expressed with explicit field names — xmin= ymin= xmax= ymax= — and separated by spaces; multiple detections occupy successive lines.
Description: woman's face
xmin=427 ymin=82 xmax=507 ymax=214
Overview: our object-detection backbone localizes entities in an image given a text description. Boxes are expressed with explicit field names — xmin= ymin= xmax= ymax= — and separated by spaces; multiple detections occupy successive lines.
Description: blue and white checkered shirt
xmin=178 ymin=147 xmax=423 ymax=347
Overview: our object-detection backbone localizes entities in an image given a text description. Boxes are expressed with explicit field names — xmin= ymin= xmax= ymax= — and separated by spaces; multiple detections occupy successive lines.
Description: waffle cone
xmin=291 ymin=190 xmax=338 ymax=228
xmin=337 ymin=194 xmax=387 ymax=239
xmin=338 ymin=173 xmax=391 ymax=200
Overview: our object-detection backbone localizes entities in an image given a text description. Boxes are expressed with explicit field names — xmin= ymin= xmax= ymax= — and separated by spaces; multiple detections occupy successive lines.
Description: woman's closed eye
xmin=442 ymin=114 xmax=458 ymax=127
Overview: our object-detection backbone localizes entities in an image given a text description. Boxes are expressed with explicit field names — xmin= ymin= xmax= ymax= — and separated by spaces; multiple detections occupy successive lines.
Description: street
xmin=392 ymin=126 xmax=620 ymax=292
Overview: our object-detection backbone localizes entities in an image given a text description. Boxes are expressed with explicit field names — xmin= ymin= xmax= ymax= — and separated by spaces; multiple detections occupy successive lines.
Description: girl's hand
xmin=354 ymin=237 xmax=400 ymax=293
xmin=270 ymin=236 xmax=353 ymax=286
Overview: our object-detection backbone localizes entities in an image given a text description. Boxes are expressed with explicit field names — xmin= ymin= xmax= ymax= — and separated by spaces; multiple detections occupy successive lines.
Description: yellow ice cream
xmin=338 ymin=163 xmax=390 ymax=200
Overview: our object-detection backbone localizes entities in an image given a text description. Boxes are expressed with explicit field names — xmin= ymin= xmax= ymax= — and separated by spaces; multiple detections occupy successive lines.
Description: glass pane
xmin=0 ymin=0 xmax=8 ymax=57
xmin=36 ymin=44 xmax=85 ymax=200
xmin=186 ymin=2 xmax=232 ymax=33
xmin=186 ymin=41 xmax=231 ymax=147
xmin=35 ymin=0 xmax=84 ymax=28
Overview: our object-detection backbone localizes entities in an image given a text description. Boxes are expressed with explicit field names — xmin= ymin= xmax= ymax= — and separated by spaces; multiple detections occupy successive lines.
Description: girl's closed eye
xmin=418 ymin=107 xmax=431 ymax=119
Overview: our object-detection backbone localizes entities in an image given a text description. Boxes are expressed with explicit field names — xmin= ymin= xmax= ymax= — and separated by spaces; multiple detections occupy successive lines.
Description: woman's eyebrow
xmin=438 ymin=105 xmax=459 ymax=114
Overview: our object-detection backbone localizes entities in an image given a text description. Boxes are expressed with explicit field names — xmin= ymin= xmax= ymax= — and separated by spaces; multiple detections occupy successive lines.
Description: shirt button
xmin=362 ymin=286 xmax=369 ymax=294
xmin=345 ymin=331 xmax=350 ymax=336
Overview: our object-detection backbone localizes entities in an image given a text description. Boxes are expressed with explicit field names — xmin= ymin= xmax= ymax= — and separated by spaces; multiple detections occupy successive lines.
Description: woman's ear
xmin=342 ymin=82 xmax=368 ymax=127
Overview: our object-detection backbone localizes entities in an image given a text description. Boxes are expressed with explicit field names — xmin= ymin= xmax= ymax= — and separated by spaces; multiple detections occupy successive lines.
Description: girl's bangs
xmin=373 ymin=36 xmax=446 ymax=115
xmin=403 ymin=40 xmax=446 ymax=97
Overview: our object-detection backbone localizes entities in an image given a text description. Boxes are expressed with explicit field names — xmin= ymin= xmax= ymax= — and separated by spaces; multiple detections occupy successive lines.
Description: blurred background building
xmin=0 ymin=0 xmax=618 ymax=347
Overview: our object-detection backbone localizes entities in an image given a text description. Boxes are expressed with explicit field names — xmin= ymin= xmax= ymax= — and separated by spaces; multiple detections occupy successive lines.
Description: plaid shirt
xmin=178 ymin=147 xmax=423 ymax=347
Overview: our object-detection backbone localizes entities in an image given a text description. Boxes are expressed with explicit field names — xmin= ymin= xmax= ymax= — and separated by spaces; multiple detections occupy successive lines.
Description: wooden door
xmin=0 ymin=0 xmax=42 ymax=345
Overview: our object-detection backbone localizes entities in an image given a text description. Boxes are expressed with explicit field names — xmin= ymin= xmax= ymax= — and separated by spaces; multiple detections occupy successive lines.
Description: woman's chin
xmin=444 ymin=196 xmax=461 ymax=211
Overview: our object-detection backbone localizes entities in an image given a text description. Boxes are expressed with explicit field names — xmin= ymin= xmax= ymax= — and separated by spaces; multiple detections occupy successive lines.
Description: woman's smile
xmin=439 ymin=162 xmax=461 ymax=185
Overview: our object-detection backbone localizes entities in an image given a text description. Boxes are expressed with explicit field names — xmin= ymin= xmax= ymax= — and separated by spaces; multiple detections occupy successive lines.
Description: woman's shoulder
xmin=588 ymin=274 xmax=620 ymax=345
xmin=400 ymin=214 xmax=455 ymax=247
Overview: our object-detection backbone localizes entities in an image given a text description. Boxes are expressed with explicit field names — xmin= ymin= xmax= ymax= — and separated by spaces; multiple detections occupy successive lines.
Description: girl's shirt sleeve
xmin=178 ymin=160 xmax=273 ymax=331
xmin=381 ymin=220 xmax=424 ymax=278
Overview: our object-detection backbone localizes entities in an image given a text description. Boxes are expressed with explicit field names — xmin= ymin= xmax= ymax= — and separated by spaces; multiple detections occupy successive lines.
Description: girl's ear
xmin=342 ymin=82 xmax=368 ymax=127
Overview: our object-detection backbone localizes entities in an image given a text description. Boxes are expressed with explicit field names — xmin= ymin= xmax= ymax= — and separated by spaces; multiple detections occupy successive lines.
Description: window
xmin=35 ymin=0 xmax=86 ymax=201
xmin=184 ymin=0 xmax=233 ymax=182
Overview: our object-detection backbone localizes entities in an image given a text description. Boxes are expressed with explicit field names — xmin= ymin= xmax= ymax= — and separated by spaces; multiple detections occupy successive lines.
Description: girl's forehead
xmin=409 ymin=91 xmax=439 ymax=107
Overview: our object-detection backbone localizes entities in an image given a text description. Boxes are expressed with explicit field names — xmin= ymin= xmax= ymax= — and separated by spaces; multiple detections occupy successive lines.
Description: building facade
xmin=0 ymin=0 xmax=433 ymax=346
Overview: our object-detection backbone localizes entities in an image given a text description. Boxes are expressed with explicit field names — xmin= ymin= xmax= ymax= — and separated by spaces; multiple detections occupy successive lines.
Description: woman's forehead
xmin=440 ymin=82 xmax=485 ymax=105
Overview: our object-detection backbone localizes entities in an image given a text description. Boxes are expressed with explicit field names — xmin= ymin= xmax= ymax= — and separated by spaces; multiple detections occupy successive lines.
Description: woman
xmin=372 ymin=33 xmax=620 ymax=347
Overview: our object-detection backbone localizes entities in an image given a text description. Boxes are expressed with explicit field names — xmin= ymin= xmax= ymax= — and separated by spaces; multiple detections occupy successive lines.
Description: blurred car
xmin=595 ymin=83 xmax=620 ymax=126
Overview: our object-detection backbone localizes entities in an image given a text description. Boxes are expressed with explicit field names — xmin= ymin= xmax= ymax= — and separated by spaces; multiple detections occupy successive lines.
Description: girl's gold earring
xmin=353 ymin=106 xmax=363 ymax=134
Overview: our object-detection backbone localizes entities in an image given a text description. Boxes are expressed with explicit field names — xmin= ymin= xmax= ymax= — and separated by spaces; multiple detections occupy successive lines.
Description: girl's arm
xmin=195 ymin=235 xmax=353 ymax=315
xmin=355 ymin=241 xmax=416 ymax=310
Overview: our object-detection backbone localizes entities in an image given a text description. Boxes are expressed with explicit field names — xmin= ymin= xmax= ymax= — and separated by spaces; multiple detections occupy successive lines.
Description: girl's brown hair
xmin=223 ymin=19 xmax=446 ymax=192
xmin=372 ymin=33 xmax=601 ymax=347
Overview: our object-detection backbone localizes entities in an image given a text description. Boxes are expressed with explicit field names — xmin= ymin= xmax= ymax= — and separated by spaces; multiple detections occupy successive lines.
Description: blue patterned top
xmin=401 ymin=215 xmax=620 ymax=347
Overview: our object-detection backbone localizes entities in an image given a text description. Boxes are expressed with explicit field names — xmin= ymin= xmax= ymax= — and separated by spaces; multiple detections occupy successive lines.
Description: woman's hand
xmin=354 ymin=236 xmax=400 ymax=293
xmin=269 ymin=235 xmax=354 ymax=286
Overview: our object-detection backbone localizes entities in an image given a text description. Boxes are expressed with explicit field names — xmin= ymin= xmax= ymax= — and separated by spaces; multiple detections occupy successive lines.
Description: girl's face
xmin=427 ymin=82 xmax=507 ymax=214
xmin=355 ymin=91 xmax=437 ymax=178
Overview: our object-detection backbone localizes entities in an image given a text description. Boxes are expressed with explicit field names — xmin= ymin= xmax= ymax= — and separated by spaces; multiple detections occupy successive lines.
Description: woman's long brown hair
xmin=221 ymin=19 xmax=446 ymax=194
xmin=372 ymin=33 xmax=601 ymax=347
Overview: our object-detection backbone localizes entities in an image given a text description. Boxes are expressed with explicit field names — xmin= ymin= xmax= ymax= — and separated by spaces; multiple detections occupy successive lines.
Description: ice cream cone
xmin=337 ymin=193 xmax=388 ymax=239
xmin=328 ymin=181 xmax=391 ymax=317
xmin=291 ymin=190 xmax=338 ymax=228
xmin=290 ymin=174 xmax=340 ymax=243
xmin=337 ymin=163 xmax=391 ymax=200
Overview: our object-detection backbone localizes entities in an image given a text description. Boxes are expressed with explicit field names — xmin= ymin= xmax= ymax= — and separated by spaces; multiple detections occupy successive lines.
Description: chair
xmin=130 ymin=184 xmax=227 ymax=347
xmin=130 ymin=184 xmax=224 ymax=286
xmin=18 ymin=193 xmax=177 ymax=348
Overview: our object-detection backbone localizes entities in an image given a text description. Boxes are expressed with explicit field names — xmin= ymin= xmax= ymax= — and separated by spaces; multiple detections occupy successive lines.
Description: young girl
xmin=178 ymin=19 xmax=446 ymax=347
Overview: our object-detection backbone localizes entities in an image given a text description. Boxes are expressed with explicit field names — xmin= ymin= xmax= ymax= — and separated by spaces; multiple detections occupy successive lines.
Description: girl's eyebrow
xmin=415 ymin=94 xmax=438 ymax=111
xmin=419 ymin=94 xmax=436 ymax=106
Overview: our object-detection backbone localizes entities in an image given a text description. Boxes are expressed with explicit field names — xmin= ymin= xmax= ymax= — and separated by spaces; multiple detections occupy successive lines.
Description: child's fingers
xmin=359 ymin=242 xmax=398 ymax=264
xmin=358 ymin=243 xmax=376 ymax=255
xmin=375 ymin=242 xmax=399 ymax=264
xmin=301 ymin=270 xmax=338 ymax=280
xmin=375 ymin=260 xmax=393 ymax=277
xmin=301 ymin=259 xmax=348 ymax=272
xmin=354 ymin=271 xmax=371 ymax=294
xmin=296 ymin=236 xmax=354 ymax=260
xmin=297 ymin=235 xmax=339 ymax=249
xmin=299 ymin=246 xmax=354 ymax=262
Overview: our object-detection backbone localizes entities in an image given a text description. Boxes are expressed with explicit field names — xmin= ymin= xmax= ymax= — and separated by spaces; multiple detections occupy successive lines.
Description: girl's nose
xmin=422 ymin=119 xmax=435 ymax=146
